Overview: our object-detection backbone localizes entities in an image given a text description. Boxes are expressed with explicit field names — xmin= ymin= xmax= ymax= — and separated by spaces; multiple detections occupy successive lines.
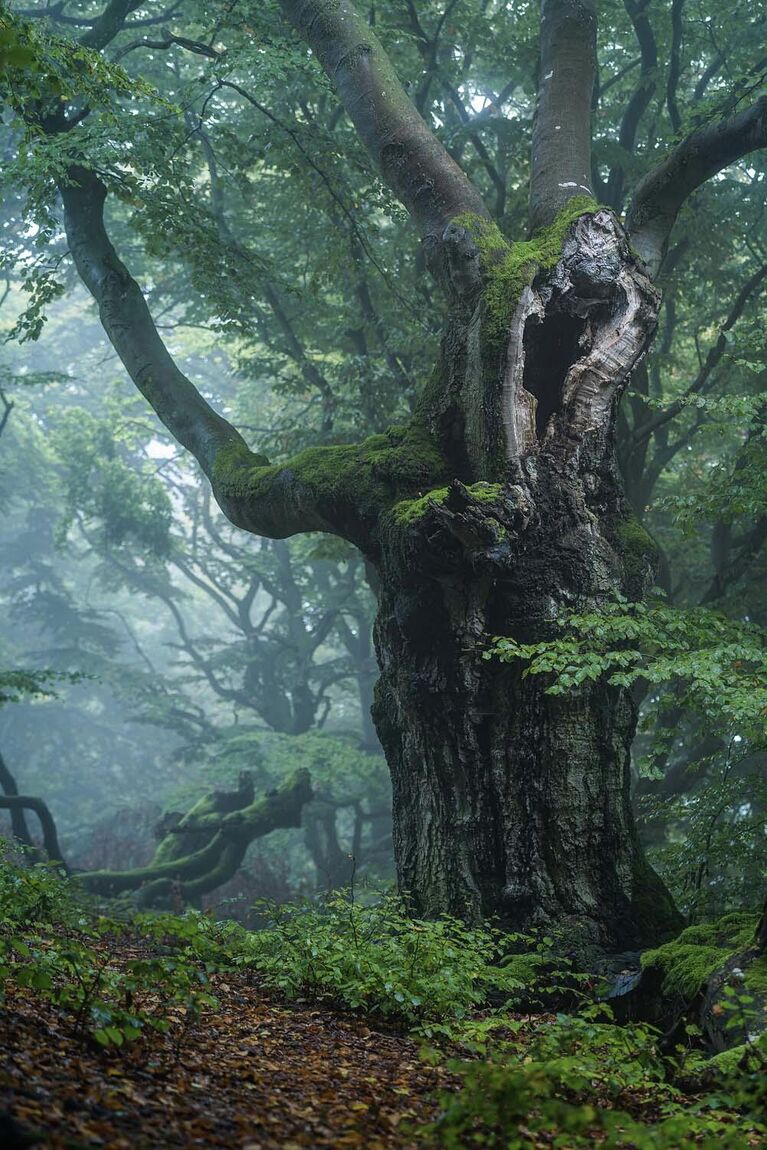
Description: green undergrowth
xmin=453 ymin=196 xmax=599 ymax=341
xmin=2 ymin=848 xmax=765 ymax=1146
xmin=641 ymin=913 xmax=759 ymax=999
xmin=231 ymin=891 xmax=577 ymax=1026
xmin=0 ymin=845 xmax=223 ymax=1050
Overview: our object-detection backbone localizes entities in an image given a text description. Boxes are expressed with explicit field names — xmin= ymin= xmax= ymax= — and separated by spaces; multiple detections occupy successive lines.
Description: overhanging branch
xmin=627 ymin=97 xmax=767 ymax=277
xmin=58 ymin=167 xmax=353 ymax=539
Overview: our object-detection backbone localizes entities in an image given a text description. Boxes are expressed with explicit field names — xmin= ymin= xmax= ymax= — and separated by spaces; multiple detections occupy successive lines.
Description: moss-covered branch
xmin=78 ymin=769 xmax=313 ymax=903
xmin=212 ymin=423 xmax=448 ymax=549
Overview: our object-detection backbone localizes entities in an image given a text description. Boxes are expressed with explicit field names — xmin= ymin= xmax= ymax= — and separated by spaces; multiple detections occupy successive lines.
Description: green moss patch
xmin=391 ymin=481 xmax=503 ymax=526
xmin=453 ymin=196 xmax=599 ymax=341
xmin=212 ymin=424 xmax=447 ymax=527
xmin=614 ymin=515 xmax=658 ymax=590
xmin=641 ymin=914 xmax=758 ymax=999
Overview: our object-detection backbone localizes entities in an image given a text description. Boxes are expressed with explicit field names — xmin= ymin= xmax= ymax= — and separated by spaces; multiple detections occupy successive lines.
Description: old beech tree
xmin=54 ymin=0 xmax=767 ymax=949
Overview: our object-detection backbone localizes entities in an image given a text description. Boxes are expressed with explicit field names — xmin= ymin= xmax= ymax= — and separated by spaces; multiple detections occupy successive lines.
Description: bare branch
xmin=0 ymin=388 xmax=13 ymax=440
xmin=277 ymin=0 xmax=488 ymax=238
xmin=628 ymin=261 xmax=767 ymax=448
xmin=604 ymin=0 xmax=658 ymax=212
xmin=531 ymin=0 xmax=597 ymax=231
xmin=113 ymin=31 xmax=223 ymax=62
xmin=627 ymin=97 xmax=767 ymax=277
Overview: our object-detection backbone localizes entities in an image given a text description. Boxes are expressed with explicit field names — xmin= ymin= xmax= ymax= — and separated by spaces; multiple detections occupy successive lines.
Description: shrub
xmin=237 ymin=891 xmax=550 ymax=1025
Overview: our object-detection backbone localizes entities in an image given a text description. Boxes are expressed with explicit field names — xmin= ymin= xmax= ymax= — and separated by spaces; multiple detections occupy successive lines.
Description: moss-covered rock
xmin=641 ymin=914 xmax=758 ymax=999
xmin=707 ymin=1042 xmax=765 ymax=1074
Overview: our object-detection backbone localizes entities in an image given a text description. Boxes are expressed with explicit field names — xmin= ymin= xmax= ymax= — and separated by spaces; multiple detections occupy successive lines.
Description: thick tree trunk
xmin=371 ymin=209 xmax=680 ymax=951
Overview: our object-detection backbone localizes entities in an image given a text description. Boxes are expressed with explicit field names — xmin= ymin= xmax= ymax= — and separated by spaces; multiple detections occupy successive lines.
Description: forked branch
xmin=277 ymin=0 xmax=488 ymax=238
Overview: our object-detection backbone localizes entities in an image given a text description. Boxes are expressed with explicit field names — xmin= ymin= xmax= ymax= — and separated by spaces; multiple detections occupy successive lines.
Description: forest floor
xmin=0 ymin=970 xmax=457 ymax=1149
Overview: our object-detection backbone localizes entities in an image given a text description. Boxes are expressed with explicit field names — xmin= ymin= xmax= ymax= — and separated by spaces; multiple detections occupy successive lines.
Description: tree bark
xmin=531 ymin=0 xmax=596 ymax=230
xmin=370 ymin=209 xmax=680 ymax=950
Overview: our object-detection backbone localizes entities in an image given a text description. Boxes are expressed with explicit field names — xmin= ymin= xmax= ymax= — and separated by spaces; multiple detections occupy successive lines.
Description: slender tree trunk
xmin=371 ymin=209 xmax=681 ymax=951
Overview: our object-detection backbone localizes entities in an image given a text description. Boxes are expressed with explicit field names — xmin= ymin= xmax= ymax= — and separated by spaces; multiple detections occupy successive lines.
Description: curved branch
xmin=60 ymin=168 xmax=245 ymax=481
xmin=0 ymin=796 xmax=68 ymax=869
xmin=59 ymin=167 xmax=354 ymax=539
xmin=627 ymin=97 xmax=767 ymax=277
xmin=604 ymin=0 xmax=658 ymax=212
xmin=277 ymin=0 xmax=488 ymax=238
xmin=0 ymin=751 xmax=34 ymax=845
xmin=530 ymin=0 xmax=597 ymax=231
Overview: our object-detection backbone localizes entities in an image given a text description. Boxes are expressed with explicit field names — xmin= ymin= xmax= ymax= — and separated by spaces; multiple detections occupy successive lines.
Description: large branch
xmin=627 ymin=98 xmax=767 ymax=277
xmin=530 ymin=0 xmax=597 ymax=231
xmin=277 ymin=0 xmax=488 ymax=238
xmin=60 ymin=168 xmax=244 ymax=479
xmin=59 ymin=167 xmax=351 ymax=539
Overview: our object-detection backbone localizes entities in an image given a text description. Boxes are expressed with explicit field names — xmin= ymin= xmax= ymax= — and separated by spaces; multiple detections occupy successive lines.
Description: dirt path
xmin=0 ymin=973 xmax=456 ymax=1148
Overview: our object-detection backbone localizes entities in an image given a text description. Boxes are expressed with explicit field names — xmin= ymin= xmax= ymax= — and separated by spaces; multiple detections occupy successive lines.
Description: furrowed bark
xmin=627 ymin=97 xmax=767 ymax=277
xmin=369 ymin=208 xmax=680 ymax=950
xmin=530 ymin=0 xmax=596 ymax=231
xmin=277 ymin=0 xmax=489 ymax=239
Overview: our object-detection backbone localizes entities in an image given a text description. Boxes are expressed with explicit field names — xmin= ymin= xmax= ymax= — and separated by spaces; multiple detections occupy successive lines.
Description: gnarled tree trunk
xmin=372 ymin=211 xmax=679 ymax=949
xmin=46 ymin=0 xmax=767 ymax=952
